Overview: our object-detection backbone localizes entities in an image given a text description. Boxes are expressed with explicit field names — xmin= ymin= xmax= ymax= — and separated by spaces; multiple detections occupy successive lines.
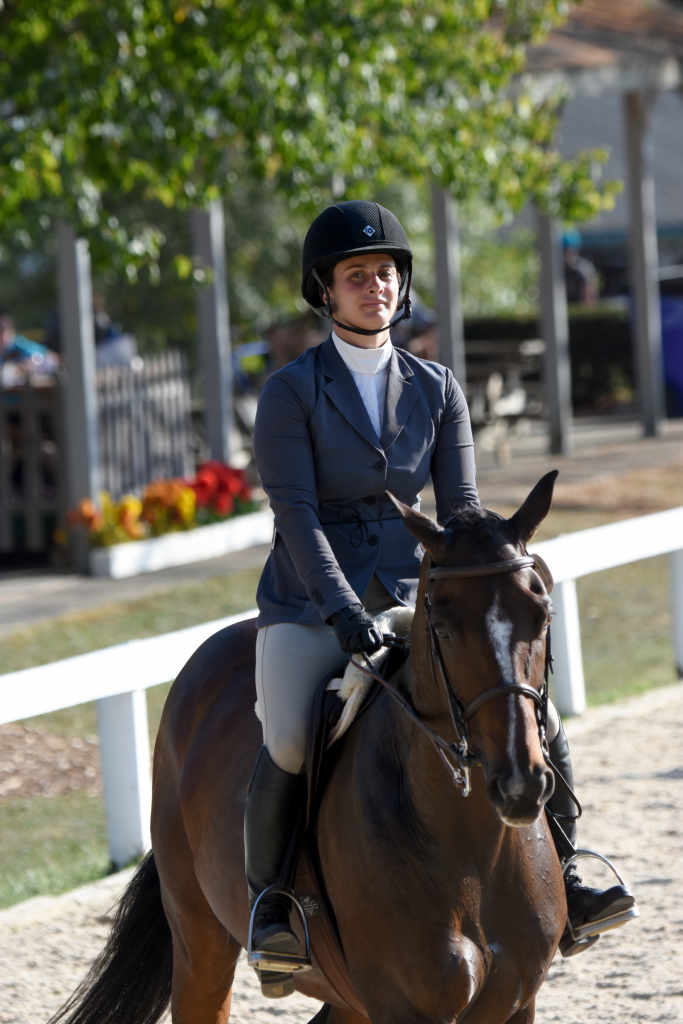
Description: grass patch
xmin=0 ymin=791 xmax=110 ymax=909
xmin=2 ymin=568 xmax=260 ymax=674
xmin=578 ymin=555 xmax=675 ymax=705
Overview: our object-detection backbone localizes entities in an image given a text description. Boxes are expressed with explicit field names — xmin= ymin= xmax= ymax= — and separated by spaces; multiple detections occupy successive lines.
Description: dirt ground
xmin=0 ymin=725 xmax=101 ymax=800
xmin=0 ymin=683 xmax=681 ymax=1024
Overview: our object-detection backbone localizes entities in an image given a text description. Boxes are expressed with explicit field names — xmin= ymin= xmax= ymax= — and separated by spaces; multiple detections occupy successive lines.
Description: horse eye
xmin=435 ymin=625 xmax=451 ymax=641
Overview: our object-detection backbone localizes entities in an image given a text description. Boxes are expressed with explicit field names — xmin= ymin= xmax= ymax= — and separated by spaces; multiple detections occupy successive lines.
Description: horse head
xmin=388 ymin=471 xmax=558 ymax=828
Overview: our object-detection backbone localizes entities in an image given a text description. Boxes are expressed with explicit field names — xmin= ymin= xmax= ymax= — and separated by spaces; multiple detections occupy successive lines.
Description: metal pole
xmin=431 ymin=184 xmax=466 ymax=385
xmin=624 ymin=90 xmax=665 ymax=438
xmin=537 ymin=210 xmax=573 ymax=455
xmin=190 ymin=199 xmax=235 ymax=464
xmin=57 ymin=221 xmax=100 ymax=570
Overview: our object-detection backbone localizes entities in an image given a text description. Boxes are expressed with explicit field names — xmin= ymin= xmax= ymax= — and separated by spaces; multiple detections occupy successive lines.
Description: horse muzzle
xmin=485 ymin=763 xmax=555 ymax=827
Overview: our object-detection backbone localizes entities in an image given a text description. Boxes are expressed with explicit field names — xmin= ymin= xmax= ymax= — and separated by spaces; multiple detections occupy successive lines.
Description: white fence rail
xmin=1 ymin=506 xmax=682 ymax=866
xmin=0 ymin=609 xmax=257 ymax=867
xmin=533 ymin=505 xmax=683 ymax=715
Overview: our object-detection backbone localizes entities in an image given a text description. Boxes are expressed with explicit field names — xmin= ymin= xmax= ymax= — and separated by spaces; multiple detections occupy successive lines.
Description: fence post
xmin=550 ymin=579 xmax=586 ymax=716
xmin=668 ymin=549 xmax=683 ymax=677
xmin=97 ymin=690 xmax=152 ymax=867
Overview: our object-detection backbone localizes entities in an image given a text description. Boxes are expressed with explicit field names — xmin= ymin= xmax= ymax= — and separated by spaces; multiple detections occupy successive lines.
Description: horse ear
xmin=385 ymin=491 xmax=446 ymax=557
xmin=508 ymin=470 xmax=559 ymax=545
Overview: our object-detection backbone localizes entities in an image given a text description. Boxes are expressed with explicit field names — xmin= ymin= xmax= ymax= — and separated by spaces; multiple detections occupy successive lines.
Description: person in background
xmin=93 ymin=294 xmax=138 ymax=367
xmin=563 ymin=229 xmax=599 ymax=306
xmin=0 ymin=309 xmax=58 ymax=384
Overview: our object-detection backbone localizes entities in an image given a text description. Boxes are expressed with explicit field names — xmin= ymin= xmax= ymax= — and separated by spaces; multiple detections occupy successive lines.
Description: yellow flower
xmin=175 ymin=486 xmax=196 ymax=525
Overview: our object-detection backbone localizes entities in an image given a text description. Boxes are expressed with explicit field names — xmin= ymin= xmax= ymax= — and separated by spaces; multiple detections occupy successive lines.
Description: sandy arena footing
xmin=0 ymin=684 xmax=681 ymax=1024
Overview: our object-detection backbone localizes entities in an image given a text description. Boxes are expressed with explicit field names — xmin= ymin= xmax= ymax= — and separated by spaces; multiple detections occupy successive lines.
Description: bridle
xmin=356 ymin=548 xmax=556 ymax=799
xmin=421 ymin=552 xmax=553 ymax=796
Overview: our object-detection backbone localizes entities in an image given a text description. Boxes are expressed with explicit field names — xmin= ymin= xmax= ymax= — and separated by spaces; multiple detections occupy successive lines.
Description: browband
xmin=427 ymin=552 xmax=554 ymax=593
xmin=427 ymin=557 xmax=536 ymax=580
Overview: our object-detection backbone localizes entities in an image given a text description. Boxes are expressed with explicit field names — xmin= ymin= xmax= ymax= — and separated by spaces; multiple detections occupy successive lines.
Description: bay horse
xmin=51 ymin=470 xmax=565 ymax=1024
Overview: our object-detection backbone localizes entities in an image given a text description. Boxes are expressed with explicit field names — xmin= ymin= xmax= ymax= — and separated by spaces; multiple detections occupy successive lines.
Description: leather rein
xmin=356 ymin=551 xmax=555 ymax=799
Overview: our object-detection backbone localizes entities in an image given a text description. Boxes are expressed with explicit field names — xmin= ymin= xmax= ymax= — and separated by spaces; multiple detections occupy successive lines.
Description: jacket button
xmin=374 ymin=460 xmax=385 ymax=471
xmin=368 ymin=535 xmax=378 ymax=546
xmin=310 ymin=588 xmax=325 ymax=607
xmin=365 ymin=495 xmax=376 ymax=505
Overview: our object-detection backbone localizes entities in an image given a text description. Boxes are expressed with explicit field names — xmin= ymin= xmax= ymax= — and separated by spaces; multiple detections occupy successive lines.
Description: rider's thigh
xmin=255 ymin=623 xmax=347 ymax=774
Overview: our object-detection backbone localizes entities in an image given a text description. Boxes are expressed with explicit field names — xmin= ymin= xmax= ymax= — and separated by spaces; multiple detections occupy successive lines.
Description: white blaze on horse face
xmin=486 ymin=591 xmax=526 ymax=803
xmin=485 ymin=593 xmax=514 ymax=681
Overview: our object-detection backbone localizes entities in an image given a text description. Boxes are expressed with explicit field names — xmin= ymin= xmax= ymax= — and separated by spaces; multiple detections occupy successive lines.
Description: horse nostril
xmin=485 ymin=775 xmax=506 ymax=808
xmin=542 ymin=767 xmax=555 ymax=804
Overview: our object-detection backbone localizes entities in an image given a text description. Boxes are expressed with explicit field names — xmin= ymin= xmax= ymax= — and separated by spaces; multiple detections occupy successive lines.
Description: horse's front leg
xmin=506 ymin=1000 xmax=535 ymax=1024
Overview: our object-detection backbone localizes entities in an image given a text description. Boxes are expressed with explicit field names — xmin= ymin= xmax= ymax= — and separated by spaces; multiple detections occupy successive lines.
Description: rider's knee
xmin=266 ymin=734 xmax=305 ymax=776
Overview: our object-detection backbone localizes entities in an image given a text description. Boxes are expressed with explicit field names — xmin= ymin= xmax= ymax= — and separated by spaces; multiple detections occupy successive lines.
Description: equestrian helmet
xmin=301 ymin=201 xmax=413 ymax=323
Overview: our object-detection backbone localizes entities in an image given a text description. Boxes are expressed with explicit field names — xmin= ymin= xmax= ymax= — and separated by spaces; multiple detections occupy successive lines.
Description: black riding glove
xmin=327 ymin=603 xmax=383 ymax=656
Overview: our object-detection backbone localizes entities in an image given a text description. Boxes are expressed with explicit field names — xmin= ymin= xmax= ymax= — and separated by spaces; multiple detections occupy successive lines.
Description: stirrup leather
xmin=247 ymin=884 xmax=313 ymax=975
xmin=562 ymin=849 xmax=640 ymax=947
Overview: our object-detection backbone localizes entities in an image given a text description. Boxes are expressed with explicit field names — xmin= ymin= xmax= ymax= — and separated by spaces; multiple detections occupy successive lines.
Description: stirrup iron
xmin=247 ymin=884 xmax=313 ymax=975
xmin=562 ymin=849 xmax=640 ymax=948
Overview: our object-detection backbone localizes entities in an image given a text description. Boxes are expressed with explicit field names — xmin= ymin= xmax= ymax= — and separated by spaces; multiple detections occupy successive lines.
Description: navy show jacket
xmin=254 ymin=335 xmax=479 ymax=627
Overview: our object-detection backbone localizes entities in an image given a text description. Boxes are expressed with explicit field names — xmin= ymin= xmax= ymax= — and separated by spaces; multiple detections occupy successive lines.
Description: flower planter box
xmin=89 ymin=509 xmax=274 ymax=579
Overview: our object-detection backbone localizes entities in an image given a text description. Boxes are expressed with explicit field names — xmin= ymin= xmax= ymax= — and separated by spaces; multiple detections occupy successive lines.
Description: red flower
xmin=192 ymin=461 xmax=252 ymax=512
xmin=192 ymin=466 xmax=220 ymax=507
xmin=213 ymin=491 xmax=234 ymax=516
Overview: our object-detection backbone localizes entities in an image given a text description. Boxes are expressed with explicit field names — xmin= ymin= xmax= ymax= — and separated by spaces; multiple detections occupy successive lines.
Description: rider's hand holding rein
xmin=327 ymin=603 xmax=383 ymax=656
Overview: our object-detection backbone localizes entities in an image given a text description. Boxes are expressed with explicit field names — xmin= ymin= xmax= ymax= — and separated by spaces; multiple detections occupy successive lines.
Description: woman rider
xmin=245 ymin=200 xmax=635 ymax=996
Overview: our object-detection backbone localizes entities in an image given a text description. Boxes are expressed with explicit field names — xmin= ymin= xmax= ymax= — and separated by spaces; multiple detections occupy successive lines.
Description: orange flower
xmin=66 ymin=498 xmax=103 ymax=532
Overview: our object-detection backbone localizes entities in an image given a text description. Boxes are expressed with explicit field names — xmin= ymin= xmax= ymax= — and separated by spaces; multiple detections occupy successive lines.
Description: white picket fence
xmin=1 ymin=506 xmax=682 ymax=867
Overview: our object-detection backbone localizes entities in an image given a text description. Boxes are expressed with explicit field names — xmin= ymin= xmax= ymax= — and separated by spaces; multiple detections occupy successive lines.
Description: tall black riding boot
xmin=548 ymin=723 xmax=636 ymax=957
xmin=244 ymin=745 xmax=306 ymax=997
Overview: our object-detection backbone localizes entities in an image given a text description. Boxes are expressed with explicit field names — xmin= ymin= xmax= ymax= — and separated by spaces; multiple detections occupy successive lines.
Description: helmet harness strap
xmin=311 ymin=266 xmax=413 ymax=338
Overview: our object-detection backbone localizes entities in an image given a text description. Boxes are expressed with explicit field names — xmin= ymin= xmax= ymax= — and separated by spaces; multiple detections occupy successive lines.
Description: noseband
xmin=357 ymin=549 xmax=554 ymax=798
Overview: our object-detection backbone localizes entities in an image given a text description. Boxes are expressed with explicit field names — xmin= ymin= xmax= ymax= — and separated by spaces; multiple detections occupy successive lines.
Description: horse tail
xmin=48 ymin=851 xmax=173 ymax=1024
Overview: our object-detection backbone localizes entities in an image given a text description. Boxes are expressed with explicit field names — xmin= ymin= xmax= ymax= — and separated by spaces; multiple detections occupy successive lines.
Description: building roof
xmin=527 ymin=0 xmax=683 ymax=93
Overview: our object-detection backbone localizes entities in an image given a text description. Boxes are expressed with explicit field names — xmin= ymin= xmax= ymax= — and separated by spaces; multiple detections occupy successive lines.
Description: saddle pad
xmin=326 ymin=605 xmax=414 ymax=748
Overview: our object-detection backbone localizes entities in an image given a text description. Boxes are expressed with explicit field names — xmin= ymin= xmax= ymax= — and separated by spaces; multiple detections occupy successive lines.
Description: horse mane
xmin=446 ymin=505 xmax=503 ymax=542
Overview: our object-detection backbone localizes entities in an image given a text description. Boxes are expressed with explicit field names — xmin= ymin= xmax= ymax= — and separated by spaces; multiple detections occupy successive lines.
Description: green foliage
xmin=0 ymin=178 xmax=546 ymax=357
xmin=0 ymin=0 xmax=617 ymax=278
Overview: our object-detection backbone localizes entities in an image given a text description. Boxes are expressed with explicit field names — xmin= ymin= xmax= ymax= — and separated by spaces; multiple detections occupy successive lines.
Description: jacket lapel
xmin=381 ymin=348 xmax=418 ymax=450
xmin=318 ymin=336 xmax=383 ymax=451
